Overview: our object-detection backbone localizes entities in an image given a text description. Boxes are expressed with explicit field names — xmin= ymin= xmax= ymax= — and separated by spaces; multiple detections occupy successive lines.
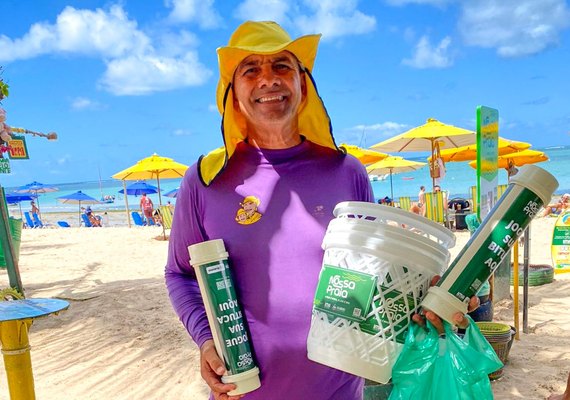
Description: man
xmin=165 ymin=21 xmax=373 ymax=400
xmin=139 ymin=193 xmax=154 ymax=224
xmin=165 ymin=21 xmax=475 ymax=400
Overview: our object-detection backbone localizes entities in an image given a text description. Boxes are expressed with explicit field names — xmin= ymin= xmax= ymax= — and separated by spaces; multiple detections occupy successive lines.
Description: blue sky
xmin=1 ymin=0 xmax=569 ymax=187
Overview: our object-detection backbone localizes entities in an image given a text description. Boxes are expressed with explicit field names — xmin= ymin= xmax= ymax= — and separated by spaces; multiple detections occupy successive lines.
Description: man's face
xmin=232 ymin=51 xmax=306 ymax=127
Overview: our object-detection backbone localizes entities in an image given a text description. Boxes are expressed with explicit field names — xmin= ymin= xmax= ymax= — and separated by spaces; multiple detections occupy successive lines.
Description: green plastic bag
xmin=389 ymin=316 xmax=503 ymax=400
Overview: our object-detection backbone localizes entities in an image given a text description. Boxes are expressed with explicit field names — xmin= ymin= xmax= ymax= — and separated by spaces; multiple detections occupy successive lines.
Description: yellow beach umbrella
xmin=468 ymin=149 xmax=549 ymax=170
xmin=430 ymin=137 xmax=532 ymax=163
xmin=366 ymin=156 xmax=426 ymax=204
xmin=370 ymin=118 xmax=475 ymax=188
xmin=339 ymin=143 xmax=389 ymax=165
xmin=112 ymin=153 xmax=189 ymax=228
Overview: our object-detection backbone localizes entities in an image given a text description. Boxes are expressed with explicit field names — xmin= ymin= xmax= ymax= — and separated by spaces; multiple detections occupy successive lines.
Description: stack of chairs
xmin=398 ymin=196 xmax=412 ymax=212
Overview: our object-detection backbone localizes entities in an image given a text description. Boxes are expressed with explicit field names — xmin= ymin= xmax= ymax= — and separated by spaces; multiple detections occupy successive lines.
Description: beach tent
xmin=14 ymin=181 xmax=58 ymax=218
xmin=56 ymin=191 xmax=101 ymax=226
xmin=339 ymin=143 xmax=389 ymax=165
xmin=371 ymin=118 xmax=476 ymax=189
xmin=112 ymin=153 xmax=188 ymax=228
xmin=366 ymin=156 xmax=426 ymax=204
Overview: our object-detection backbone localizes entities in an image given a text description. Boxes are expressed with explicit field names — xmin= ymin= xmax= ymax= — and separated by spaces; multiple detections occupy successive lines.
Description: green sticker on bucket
xmin=359 ymin=285 xmax=417 ymax=344
xmin=313 ymin=265 xmax=377 ymax=322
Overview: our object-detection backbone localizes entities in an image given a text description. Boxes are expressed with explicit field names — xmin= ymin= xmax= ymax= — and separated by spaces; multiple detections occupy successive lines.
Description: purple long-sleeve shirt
xmin=165 ymin=139 xmax=374 ymax=399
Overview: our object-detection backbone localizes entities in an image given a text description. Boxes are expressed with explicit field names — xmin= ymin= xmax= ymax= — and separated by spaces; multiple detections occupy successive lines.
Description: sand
xmin=0 ymin=215 xmax=568 ymax=399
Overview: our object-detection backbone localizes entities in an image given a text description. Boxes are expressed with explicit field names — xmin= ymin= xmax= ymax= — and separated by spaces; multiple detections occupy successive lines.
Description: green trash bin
xmin=0 ymin=217 xmax=23 ymax=268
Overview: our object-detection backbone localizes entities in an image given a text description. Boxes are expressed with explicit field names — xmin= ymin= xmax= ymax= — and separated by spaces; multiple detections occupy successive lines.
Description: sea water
xmin=5 ymin=145 xmax=570 ymax=213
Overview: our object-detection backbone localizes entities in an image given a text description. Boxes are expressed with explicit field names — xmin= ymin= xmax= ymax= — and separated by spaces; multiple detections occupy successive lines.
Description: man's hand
xmin=412 ymin=276 xmax=480 ymax=333
xmin=200 ymin=340 xmax=244 ymax=400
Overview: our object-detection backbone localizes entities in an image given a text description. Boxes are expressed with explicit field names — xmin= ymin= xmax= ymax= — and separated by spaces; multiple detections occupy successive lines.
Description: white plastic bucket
xmin=307 ymin=202 xmax=454 ymax=384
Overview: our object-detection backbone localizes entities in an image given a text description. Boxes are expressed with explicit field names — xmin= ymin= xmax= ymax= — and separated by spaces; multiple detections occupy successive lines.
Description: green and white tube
xmin=421 ymin=165 xmax=559 ymax=324
xmin=189 ymin=239 xmax=260 ymax=396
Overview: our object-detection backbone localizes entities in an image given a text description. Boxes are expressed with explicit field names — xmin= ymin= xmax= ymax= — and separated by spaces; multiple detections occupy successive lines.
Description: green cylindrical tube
xmin=421 ymin=165 xmax=559 ymax=324
xmin=189 ymin=239 xmax=260 ymax=396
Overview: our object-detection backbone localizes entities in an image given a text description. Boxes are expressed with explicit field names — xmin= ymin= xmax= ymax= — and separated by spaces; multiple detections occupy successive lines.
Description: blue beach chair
xmin=81 ymin=214 xmax=93 ymax=227
xmin=24 ymin=212 xmax=36 ymax=228
xmin=57 ymin=221 xmax=71 ymax=228
xmin=131 ymin=212 xmax=145 ymax=227
xmin=32 ymin=213 xmax=44 ymax=228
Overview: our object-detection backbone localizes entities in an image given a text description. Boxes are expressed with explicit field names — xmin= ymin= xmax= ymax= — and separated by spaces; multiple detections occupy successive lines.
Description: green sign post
xmin=476 ymin=106 xmax=499 ymax=219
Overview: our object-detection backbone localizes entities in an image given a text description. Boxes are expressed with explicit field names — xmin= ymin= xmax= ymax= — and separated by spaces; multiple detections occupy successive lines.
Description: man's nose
xmin=258 ymin=65 xmax=280 ymax=88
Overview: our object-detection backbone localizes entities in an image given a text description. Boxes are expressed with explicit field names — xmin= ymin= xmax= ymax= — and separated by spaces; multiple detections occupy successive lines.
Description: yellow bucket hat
xmin=198 ymin=20 xmax=342 ymax=185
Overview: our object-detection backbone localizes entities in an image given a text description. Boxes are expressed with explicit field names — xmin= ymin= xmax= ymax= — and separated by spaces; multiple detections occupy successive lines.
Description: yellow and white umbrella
xmin=430 ymin=137 xmax=531 ymax=163
xmin=366 ymin=156 xmax=426 ymax=204
xmin=371 ymin=118 xmax=475 ymax=188
xmin=339 ymin=143 xmax=389 ymax=165
xmin=112 ymin=153 xmax=189 ymax=228
xmin=468 ymin=149 xmax=549 ymax=170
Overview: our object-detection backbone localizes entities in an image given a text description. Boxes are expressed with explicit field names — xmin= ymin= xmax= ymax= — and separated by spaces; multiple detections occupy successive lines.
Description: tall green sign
xmin=476 ymin=106 xmax=499 ymax=219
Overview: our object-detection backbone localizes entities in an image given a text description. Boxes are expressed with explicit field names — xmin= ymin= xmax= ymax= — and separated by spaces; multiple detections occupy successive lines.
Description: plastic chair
xmin=424 ymin=191 xmax=450 ymax=227
xmin=131 ymin=212 xmax=145 ymax=226
xmin=32 ymin=213 xmax=44 ymax=228
xmin=57 ymin=221 xmax=71 ymax=228
xmin=398 ymin=196 xmax=411 ymax=212
xmin=81 ymin=214 xmax=93 ymax=227
xmin=159 ymin=206 xmax=173 ymax=229
xmin=24 ymin=212 xmax=36 ymax=228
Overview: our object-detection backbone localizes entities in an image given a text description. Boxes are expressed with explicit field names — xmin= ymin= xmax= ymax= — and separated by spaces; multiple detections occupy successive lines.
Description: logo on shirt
xmin=235 ymin=195 xmax=262 ymax=225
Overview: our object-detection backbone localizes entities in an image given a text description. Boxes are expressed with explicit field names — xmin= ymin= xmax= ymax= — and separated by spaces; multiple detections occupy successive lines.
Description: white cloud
xmin=173 ymin=128 xmax=193 ymax=136
xmin=165 ymin=0 xmax=221 ymax=28
xmin=0 ymin=5 xmax=213 ymax=96
xmin=459 ymin=0 xmax=570 ymax=57
xmin=0 ymin=5 xmax=150 ymax=62
xmin=99 ymin=53 xmax=211 ymax=96
xmin=57 ymin=155 xmax=71 ymax=165
xmin=234 ymin=0 xmax=291 ymax=24
xmin=295 ymin=0 xmax=376 ymax=39
xmin=208 ymin=104 xmax=218 ymax=113
xmin=402 ymin=35 xmax=453 ymax=68
xmin=71 ymin=97 xmax=103 ymax=110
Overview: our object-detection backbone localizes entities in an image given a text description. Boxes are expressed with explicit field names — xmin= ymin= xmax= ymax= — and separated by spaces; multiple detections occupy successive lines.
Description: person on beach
xmin=139 ymin=193 xmax=154 ymax=224
xmin=417 ymin=185 xmax=426 ymax=215
xmin=30 ymin=200 xmax=39 ymax=217
xmin=85 ymin=206 xmax=102 ymax=227
xmin=165 ymin=20 xmax=476 ymax=400
xmin=541 ymin=193 xmax=570 ymax=217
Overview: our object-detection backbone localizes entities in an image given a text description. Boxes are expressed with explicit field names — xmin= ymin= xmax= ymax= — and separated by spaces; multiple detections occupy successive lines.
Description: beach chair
xmin=159 ymin=205 xmax=173 ymax=229
xmin=470 ymin=185 xmax=478 ymax=216
xmin=398 ymin=196 xmax=412 ymax=212
xmin=32 ymin=213 xmax=45 ymax=228
xmin=131 ymin=212 xmax=145 ymax=227
xmin=424 ymin=191 xmax=450 ymax=228
xmin=57 ymin=221 xmax=71 ymax=228
xmin=24 ymin=212 xmax=36 ymax=228
xmin=81 ymin=214 xmax=93 ymax=227
xmin=497 ymin=184 xmax=508 ymax=199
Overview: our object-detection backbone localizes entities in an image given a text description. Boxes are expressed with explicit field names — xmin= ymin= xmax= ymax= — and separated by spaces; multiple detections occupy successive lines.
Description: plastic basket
xmin=510 ymin=264 xmax=554 ymax=286
xmin=308 ymin=203 xmax=454 ymax=384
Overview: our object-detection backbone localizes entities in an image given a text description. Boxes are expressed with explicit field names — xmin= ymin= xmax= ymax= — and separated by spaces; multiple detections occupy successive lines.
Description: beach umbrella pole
xmin=513 ymin=240 xmax=520 ymax=340
xmin=122 ymin=181 xmax=131 ymax=228
xmin=157 ymin=177 xmax=163 ymax=207
xmin=389 ymin=170 xmax=394 ymax=206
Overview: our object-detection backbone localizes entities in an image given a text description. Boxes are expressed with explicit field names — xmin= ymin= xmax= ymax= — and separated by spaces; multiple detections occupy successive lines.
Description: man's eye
xmin=242 ymin=67 xmax=259 ymax=76
xmin=274 ymin=63 xmax=292 ymax=71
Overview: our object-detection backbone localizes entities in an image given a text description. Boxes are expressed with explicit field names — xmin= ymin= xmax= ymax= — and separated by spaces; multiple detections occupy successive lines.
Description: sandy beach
xmin=0 ymin=215 xmax=568 ymax=399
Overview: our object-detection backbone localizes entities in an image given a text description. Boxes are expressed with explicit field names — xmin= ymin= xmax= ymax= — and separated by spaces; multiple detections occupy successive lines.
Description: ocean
xmin=6 ymin=145 xmax=570 ymax=214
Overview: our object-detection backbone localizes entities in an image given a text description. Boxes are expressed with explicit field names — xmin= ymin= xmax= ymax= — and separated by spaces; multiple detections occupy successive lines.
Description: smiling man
xmin=165 ymin=21 xmax=374 ymax=400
